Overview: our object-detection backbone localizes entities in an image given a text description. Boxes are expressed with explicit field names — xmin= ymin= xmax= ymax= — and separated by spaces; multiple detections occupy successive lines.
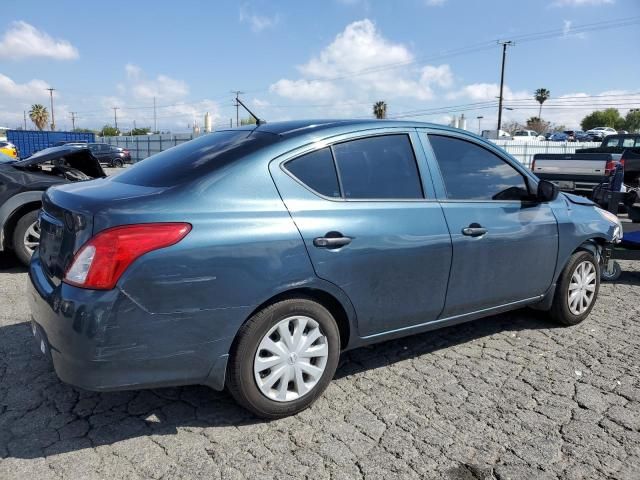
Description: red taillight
xmin=123 ymin=149 xmax=130 ymax=154
xmin=605 ymin=160 xmax=616 ymax=175
xmin=64 ymin=223 xmax=191 ymax=290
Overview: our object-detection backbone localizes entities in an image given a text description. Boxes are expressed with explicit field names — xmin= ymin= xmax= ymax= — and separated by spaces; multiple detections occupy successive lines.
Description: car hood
xmin=14 ymin=146 xmax=105 ymax=178
xmin=562 ymin=192 xmax=596 ymax=206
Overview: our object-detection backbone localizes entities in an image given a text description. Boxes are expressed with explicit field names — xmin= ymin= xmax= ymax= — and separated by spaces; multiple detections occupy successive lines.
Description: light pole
xmin=476 ymin=116 xmax=484 ymax=135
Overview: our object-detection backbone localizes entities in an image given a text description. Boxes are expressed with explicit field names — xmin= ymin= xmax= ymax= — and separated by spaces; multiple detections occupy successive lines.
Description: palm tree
xmin=29 ymin=104 xmax=49 ymax=131
xmin=534 ymin=88 xmax=550 ymax=119
xmin=373 ymin=101 xmax=387 ymax=120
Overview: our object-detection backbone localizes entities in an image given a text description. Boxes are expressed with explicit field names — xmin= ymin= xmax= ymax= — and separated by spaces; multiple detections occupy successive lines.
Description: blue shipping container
xmin=7 ymin=130 xmax=96 ymax=159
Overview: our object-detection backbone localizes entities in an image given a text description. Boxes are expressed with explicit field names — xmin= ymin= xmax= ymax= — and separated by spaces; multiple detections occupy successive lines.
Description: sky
xmin=1 ymin=0 xmax=639 ymax=133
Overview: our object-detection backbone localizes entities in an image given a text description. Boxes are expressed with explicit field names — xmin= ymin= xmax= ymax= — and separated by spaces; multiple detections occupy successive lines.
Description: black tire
xmin=550 ymin=251 xmax=600 ymax=326
xmin=12 ymin=209 xmax=40 ymax=266
xmin=111 ymin=158 xmax=123 ymax=168
xmin=227 ymin=297 xmax=340 ymax=419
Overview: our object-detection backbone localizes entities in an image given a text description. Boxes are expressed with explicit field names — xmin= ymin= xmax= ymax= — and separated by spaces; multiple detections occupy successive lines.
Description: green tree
xmin=129 ymin=127 xmax=151 ymax=136
xmin=100 ymin=125 xmax=119 ymax=137
xmin=373 ymin=101 xmax=387 ymax=119
xmin=534 ymin=88 xmax=550 ymax=119
xmin=240 ymin=116 xmax=257 ymax=126
xmin=29 ymin=104 xmax=49 ymax=131
xmin=580 ymin=109 xmax=623 ymax=131
xmin=624 ymin=109 xmax=640 ymax=133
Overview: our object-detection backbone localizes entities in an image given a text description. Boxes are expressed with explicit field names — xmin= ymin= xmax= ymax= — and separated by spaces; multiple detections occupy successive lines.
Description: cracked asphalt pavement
xmin=1 ymin=251 xmax=639 ymax=479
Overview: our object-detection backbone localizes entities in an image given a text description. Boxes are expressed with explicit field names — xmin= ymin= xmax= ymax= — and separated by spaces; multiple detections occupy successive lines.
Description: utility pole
xmin=23 ymin=111 xmax=27 ymax=130
xmin=496 ymin=40 xmax=513 ymax=133
xmin=153 ymin=96 xmax=157 ymax=133
xmin=476 ymin=115 xmax=484 ymax=135
xmin=46 ymin=88 xmax=56 ymax=130
xmin=113 ymin=107 xmax=119 ymax=131
xmin=232 ymin=91 xmax=244 ymax=127
xmin=70 ymin=112 xmax=77 ymax=130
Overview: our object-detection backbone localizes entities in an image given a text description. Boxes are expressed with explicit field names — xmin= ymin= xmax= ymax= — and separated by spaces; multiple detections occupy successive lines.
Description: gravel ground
xmin=0 ymin=251 xmax=639 ymax=479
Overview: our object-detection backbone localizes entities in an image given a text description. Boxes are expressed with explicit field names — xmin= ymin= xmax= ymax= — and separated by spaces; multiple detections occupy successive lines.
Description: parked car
xmin=28 ymin=120 xmax=621 ymax=418
xmin=548 ymin=132 xmax=569 ymax=142
xmin=563 ymin=130 xmax=591 ymax=142
xmin=0 ymin=145 xmax=105 ymax=265
xmin=532 ymin=134 xmax=640 ymax=194
xmin=87 ymin=143 xmax=132 ymax=167
xmin=512 ymin=130 xmax=545 ymax=142
xmin=586 ymin=127 xmax=617 ymax=140
xmin=0 ymin=141 xmax=19 ymax=159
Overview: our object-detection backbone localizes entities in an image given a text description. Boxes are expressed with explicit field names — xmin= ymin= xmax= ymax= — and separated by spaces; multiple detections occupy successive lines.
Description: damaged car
xmin=0 ymin=145 xmax=105 ymax=265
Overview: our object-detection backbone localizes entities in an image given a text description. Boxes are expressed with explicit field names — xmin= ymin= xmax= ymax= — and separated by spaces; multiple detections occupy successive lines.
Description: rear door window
xmin=332 ymin=135 xmax=424 ymax=199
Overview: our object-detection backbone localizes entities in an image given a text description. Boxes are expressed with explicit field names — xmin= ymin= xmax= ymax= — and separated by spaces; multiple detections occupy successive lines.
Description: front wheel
xmin=550 ymin=251 xmax=600 ymax=325
xmin=227 ymin=298 xmax=340 ymax=419
xmin=12 ymin=209 xmax=40 ymax=266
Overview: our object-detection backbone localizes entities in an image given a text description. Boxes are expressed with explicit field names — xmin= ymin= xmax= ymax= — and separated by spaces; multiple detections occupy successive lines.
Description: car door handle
xmin=313 ymin=234 xmax=352 ymax=249
xmin=462 ymin=224 xmax=488 ymax=237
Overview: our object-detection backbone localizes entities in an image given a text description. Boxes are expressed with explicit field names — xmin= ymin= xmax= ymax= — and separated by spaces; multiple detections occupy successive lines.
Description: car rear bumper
xmin=27 ymin=252 xmax=234 ymax=391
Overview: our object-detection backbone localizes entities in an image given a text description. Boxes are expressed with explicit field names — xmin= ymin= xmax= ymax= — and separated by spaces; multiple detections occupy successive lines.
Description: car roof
xmin=216 ymin=119 xmax=463 ymax=139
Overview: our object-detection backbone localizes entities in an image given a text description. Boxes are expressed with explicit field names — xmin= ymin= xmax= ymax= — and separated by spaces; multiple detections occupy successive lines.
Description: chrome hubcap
xmin=23 ymin=221 xmax=40 ymax=255
xmin=568 ymin=260 xmax=597 ymax=315
xmin=254 ymin=316 xmax=329 ymax=402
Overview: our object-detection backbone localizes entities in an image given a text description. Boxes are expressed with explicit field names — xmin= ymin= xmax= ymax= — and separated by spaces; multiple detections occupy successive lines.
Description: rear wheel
xmin=227 ymin=298 xmax=340 ymax=418
xmin=112 ymin=158 xmax=124 ymax=168
xmin=12 ymin=210 xmax=40 ymax=266
xmin=550 ymin=251 xmax=600 ymax=325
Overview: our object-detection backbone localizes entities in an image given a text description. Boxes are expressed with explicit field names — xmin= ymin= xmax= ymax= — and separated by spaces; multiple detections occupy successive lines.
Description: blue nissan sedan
xmin=27 ymin=120 xmax=622 ymax=418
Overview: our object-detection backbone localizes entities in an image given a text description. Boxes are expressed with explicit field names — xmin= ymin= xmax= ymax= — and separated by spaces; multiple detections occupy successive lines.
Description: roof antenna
xmin=235 ymin=97 xmax=266 ymax=125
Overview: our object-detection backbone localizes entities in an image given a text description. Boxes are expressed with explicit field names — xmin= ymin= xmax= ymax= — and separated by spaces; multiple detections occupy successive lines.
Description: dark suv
xmin=88 ymin=143 xmax=132 ymax=167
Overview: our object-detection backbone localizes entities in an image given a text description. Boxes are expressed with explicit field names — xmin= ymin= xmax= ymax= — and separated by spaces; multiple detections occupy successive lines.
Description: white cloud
xmin=0 ymin=21 xmax=78 ymax=60
xmin=270 ymin=79 xmax=342 ymax=102
xmin=562 ymin=20 xmax=587 ymax=39
xmin=239 ymin=5 xmax=280 ymax=32
xmin=446 ymin=83 xmax=529 ymax=102
xmin=425 ymin=0 xmax=447 ymax=6
xmin=270 ymin=19 xmax=451 ymax=105
xmin=121 ymin=64 xmax=189 ymax=101
xmin=420 ymin=64 xmax=453 ymax=89
xmin=0 ymin=73 xmax=51 ymax=100
xmin=552 ymin=0 xmax=614 ymax=6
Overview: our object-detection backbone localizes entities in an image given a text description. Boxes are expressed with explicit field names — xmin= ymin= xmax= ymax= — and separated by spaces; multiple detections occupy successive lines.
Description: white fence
xmin=100 ymin=133 xmax=601 ymax=168
xmin=491 ymin=140 xmax=601 ymax=168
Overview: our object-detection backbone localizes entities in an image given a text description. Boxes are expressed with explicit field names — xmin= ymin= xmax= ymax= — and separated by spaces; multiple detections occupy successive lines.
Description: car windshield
xmin=112 ymin=129 xmax=279 ymax=187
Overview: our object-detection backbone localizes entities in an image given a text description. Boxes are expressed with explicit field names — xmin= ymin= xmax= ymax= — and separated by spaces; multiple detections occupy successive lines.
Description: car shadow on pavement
xmin=0 ymin=252 xmax=27 ymax=274
xmin=0 ymin=308 xmax=558 ymax=460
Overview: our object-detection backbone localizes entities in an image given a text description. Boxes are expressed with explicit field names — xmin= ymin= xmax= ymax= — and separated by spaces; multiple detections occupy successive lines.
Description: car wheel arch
xmin=2 ymin=200 xmax=42 ymax=250
xmin=235 ymin=287 xmax=353 ymax=351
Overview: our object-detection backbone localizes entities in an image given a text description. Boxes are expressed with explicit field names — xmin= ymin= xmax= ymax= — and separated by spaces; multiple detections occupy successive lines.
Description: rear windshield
xmin=112 ymin=130 xmax=277 ymax=187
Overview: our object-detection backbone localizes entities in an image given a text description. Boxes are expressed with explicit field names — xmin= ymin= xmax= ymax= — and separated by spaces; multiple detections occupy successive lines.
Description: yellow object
xmin=0 ymin=142 xmax=18 ymax=159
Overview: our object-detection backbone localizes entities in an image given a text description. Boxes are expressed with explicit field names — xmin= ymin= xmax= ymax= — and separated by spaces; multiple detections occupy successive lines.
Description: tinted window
xmin=113 ymin=130 xmax=277 ymax=187
xmin=603 ymin=137 xmax=621 ymax=148
xmin=332 ymin=135 xmax=423 ymax=199
xmin=429 ymin=135 xmax=530 ymax=201
xmin=285 ymin=147 xmax=341 ymax=198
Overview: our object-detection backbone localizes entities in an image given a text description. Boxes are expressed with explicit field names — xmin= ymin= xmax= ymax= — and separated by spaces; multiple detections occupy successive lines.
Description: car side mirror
xmin=537 ymin=180 xmax=559 ymax=202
